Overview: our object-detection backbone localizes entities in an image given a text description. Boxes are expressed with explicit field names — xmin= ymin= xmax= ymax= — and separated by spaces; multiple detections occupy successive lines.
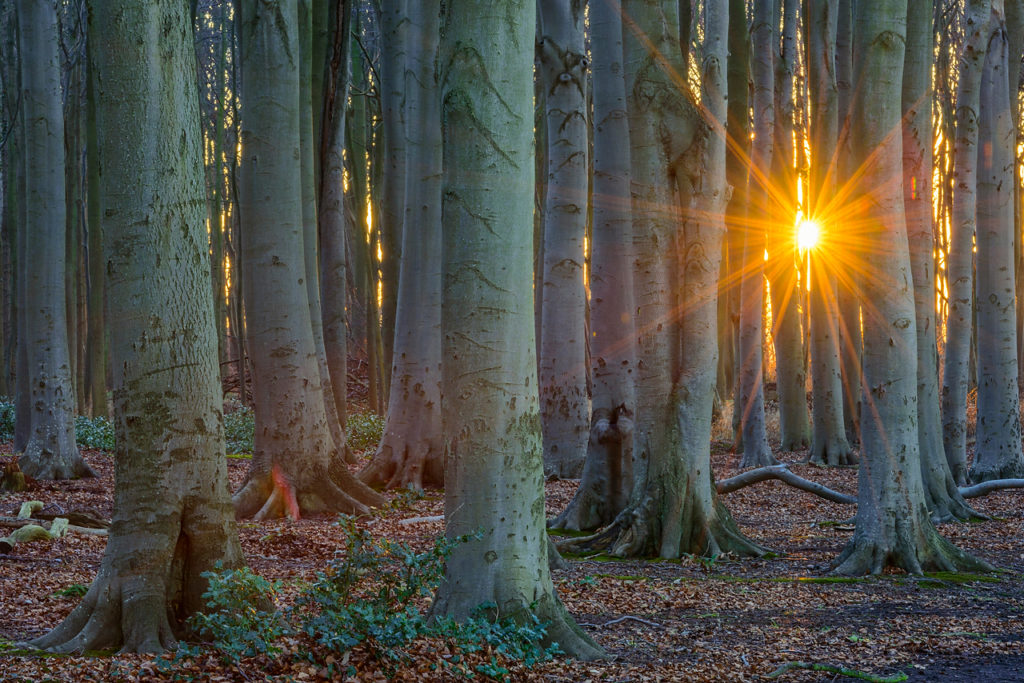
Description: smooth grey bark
xmin=563 ymin=0 xmax=763 ymax=560
xmin=431 ymin=0 xmax=602 ymax=660
xmin=833 ymin=0 xmax=989 ymax=576
xmin=360 ymin=0 xmax=444 ymax=491
xmin=319 ymin=0 xmax=351 ymax=431
xmin=15 ymin=0 xmax=93 ymax=481
xmin=902 ymin=0 xmax=979 ymax=522
xmin=971 ymin=6 xmax=1024 ymax=482
xmin=1008 ymin=0 xmax=1023 ymax=385
xmin=768 ymin=0 xmax=810 ymax=452
xmin=29 ymin=0 xmax=244 ymax=653
xmin=835 ymin=0 xmax=861 ymax=445
xmin=941 ymin=0 xmax=991 ymax=486
xmin=537 ymin=0 xmax=590 ymax=480
xmin=807 ymin=0 xmax=854 ymax=467
xmin=233 ymin=0 xmax=384 ymax=520
xmin=551 ymin=0 xmax=635 ymax=532
xmin=738 ymin=0 xmax=777 ymax=468
xmin=84 ymin=33 xmax=106 ymax=420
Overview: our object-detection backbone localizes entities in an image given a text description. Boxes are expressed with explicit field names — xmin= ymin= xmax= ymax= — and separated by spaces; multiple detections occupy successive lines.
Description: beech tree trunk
xmin=233 ymin=0 xmax=384 ymax=520
xmin=551 ymin=0 xmax=635 ymax=531
xmin=431 ymin=0 xmax=602 ymax=659
xmin=360 ymin=0 xmax=444 ymax=491
xmin=834 ymin=0 xmax=989 ymax=576
xmin=30 ymin=0 xmax=244 ymax=652
xmin=902 ymin=0 xmax=978 ymax=521
xmin=941 ymin=0 xmax=991 ymax=486
xmin=537 ymin=0 xmax=590 ymax=480
xmin=16 ymin=0 xmax=94 ymax=481
xmin=971 ymin=4 xmax=1024 ymax=482
xmin=768 ymin=0 xmax=810 ymax=452
xmin=737 ymin=0 xmax=778 ymax=468
xmin=807 ymin=0 xmax=854 ymax=467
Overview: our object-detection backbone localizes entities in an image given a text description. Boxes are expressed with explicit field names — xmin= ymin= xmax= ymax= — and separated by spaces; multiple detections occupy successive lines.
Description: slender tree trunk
xmin=551 ymin=0 xmax=635 ymax=531
xmin=738 ymin=0 xmax=778 ymax=468
xmin=536 ymin=1 xmax=590 ymax=480
xmin=31 ymin=0 xmax=244 ymax=653
xmin=233 ymin=0 xmax=384 ymax=520
xmin=84 ymin=34 xmax=106 ymax=419
xmin=768 ymin=0 xmax=810 ymax=452
xmin=941 ymin=0 xmax=991 ymax=486
xmin=16 ymin=0 xmax=93 ymax=481
xmin=833 ymin=0 xmax=989 ymax=576
xmin=835 ymin=0 xmax=861 ymax=445
xmin=972 ymin=4 xmax=1024 ymax=482
xmin=431 ymin=0 xmax=602 ymax=659
xmin=807 ymin=0 xmax=854 ymax=467
xmin=360 ymin=0 xmax=444 ymax=490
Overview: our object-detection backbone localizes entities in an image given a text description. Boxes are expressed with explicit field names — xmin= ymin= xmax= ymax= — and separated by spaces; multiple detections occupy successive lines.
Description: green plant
xmin=0 ymin=400 xmax=15 ymax=441
xmin=346 ymin=412 xmax=384 ymax=452
xmin=188 ymin=564 xmax=288 ymax=662
xmin=54 ymin=583 xmax=89 ymax=598
xmin=223 ymin=405 xmax=255 ymax=454
xmin=75 ymin=415 xmax=115 ymax=451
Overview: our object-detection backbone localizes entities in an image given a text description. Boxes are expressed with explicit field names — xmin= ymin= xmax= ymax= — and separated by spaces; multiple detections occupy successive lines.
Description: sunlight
xmin=796 ymin=218 xmax=821 ymax=251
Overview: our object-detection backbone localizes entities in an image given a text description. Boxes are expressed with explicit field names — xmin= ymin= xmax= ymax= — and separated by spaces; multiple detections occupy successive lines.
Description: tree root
xmin=968 ymin=461 xmax=1024 ymax=485
xmin=738 ymin=444 xmax=779 ymax=469
xmin=959 ymin=478 xmax=1024 ymax=498
xmin=766 ymin=660 xmax=908 ymax=682
xmin=831 ymin=521 xmax=993 ymax=576
xmin=808 ymin=436 xmax=857 ymax=467
xmin=716 ymin=464 xmax=856 ymax=505
xmin=234 ymin=462 xmax=384 ymax=520
xmin=358 ymin=437 xmax=443 ymax=491
xmin=18 ymin=448 xmax=95 ymax=481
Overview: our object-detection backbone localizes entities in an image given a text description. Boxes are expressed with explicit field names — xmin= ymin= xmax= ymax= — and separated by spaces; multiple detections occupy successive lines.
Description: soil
xmin=1 ymin=430 xmax=1022 ymax=681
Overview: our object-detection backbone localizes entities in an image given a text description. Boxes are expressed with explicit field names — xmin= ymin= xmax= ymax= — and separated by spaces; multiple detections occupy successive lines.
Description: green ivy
xmin=347 ymin=412 xmax=384 ymax=452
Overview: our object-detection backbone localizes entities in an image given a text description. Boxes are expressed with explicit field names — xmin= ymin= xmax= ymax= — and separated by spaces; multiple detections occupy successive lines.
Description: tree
xmin=564 ymin=0 xmax=763 ymax=560
xmin=832 ymin=0 xmax=989 ymax=575
xmin=431 ymin=0 xmax=601 ymax=659
xmin=807 ymin=0 xmax=854 ymax=467
xmin=941 ymin=0 xmax=991 ymax=485
xmin=537 ymin=0 xmax=590 ymax=480
xmin=971 ymin=1 xmax=1024 ymax=482
xmin=359 ymin=0 xmax=444 ymax=491
xmin=737 ymin=0 xmax=778 ymax=468
xmin=29 ymin=0 xmax=244 ymax=652
xmin=15 ymin=0 xmax=93 ymax=481
xmin=902 ymin=0 xmax=978 ymax=521
xmin=550 ymin=0 xmax=635 ymax=532
xmin=233 ymin=0 xmax=384 ymax=520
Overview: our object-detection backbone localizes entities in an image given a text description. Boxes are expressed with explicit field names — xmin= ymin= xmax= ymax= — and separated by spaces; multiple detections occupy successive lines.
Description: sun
xmin=796 ymin=218 xmax=821 ymax=251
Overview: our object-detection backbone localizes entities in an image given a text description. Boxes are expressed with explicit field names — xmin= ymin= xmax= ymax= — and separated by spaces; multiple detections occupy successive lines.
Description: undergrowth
xmin=173 ymin=516 xmax=558 ymax=680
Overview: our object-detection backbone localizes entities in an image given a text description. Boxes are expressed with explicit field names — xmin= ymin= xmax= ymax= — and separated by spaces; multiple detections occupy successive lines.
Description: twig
xmin=765 ymin=661 xmax=907 ymax=682
xmin=578 ymin=615 xmax=663 ymax=629
xmin=717 ymin=465 xmax=857 ymax=505
xmin=959 ymin=478 xmax=1024 ymax=499
xmin=396 ymin=515 xmax=444 ymax=525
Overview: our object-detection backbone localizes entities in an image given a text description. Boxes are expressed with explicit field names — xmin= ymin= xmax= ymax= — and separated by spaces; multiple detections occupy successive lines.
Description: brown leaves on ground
xmin=1 ymin=439 xmax=1022 ymax=682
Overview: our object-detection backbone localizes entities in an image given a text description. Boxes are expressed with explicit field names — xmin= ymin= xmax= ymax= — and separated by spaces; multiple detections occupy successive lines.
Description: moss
xmin=789 ymin=576 xmax=870 ymax=584
xmin=914 ymin=571 xmax=1001 ymax=588
xmin=226 ymin=453 xmax=252 ymax=459
xmin=594 ymin=574 xmax=649 ymax=582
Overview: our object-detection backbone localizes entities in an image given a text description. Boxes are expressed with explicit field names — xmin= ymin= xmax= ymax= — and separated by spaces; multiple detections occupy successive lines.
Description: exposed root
xmin=969 ymin=460 xmax=1024 ymax=485
xmin=716 ymin=464 xmax=856 ymax=505
xmin=831 ymin=519 xmax=993 ymax=576
xmin=18 ymin=448 xmax=95 ymax=481
xmin=358 ymin=438 xmax=443 ymax=491
xmin=234 ymin=459 xmax=384 ymax=520
xmin=959 ymin=478 xmax=1024 ymax=499
xmin=738 ymin=444 xmax=779 ymax=469
xmin=808 ymin=436 xmax=857 ymax=467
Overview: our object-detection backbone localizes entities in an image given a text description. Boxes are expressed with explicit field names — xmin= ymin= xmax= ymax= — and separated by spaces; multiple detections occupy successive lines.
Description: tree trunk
xmin=941 ymin=0 xmax=991 ymax=486
xmin=768 ymin=0 xmax=810 ymax=452
xmin=551 ymin=0 xmax=635 ymax=532
xmin=833 ymin=0 xmax=989 ymax=576
xmin=738 ymin=0 xmax=778 ymax=468
xmin=30 ymin=0 xmax=244 ymax=653
xmin=360 ymin=0 xmax=444 ymax=491
xmin=807 ymin=0 xmax=854 ymax=467
xmin=16 ymin=0 xmax=93 ymax=481
xmin=536 ymin=1 xmax=590 ymax=480
xmin=902 ymin=0 xmax=978 ymax=521
xmin=233 ymin=0 xmax=384 ymax=520
xmin=84 ymin=33 xmax=106 ymax=420
xmin=431 ymin=0 xmax=602 ymax=660
xmin=971 ymin=4 xmax=1024 ymax=482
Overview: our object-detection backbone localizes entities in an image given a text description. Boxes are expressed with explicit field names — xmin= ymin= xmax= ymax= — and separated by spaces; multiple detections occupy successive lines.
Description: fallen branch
xmin=578 ymin=615 xmax=663 ymax=629
xmin=766 ymin=661 xmax=908 ymax=682
xmin=0 ymin=517 xmax=108 ymax=536
xmin=396 ymin=515 xmax=444 ymax=526
xmin=959 ymin=479 xmax=1024 ymax=499
xmin=716 ymin=465 xmax=856 ymax=505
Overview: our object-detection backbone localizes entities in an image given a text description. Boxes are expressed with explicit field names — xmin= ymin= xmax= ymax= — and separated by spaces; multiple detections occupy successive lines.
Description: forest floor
xmin=1 ymin=407 xmax=1023 ymax=681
